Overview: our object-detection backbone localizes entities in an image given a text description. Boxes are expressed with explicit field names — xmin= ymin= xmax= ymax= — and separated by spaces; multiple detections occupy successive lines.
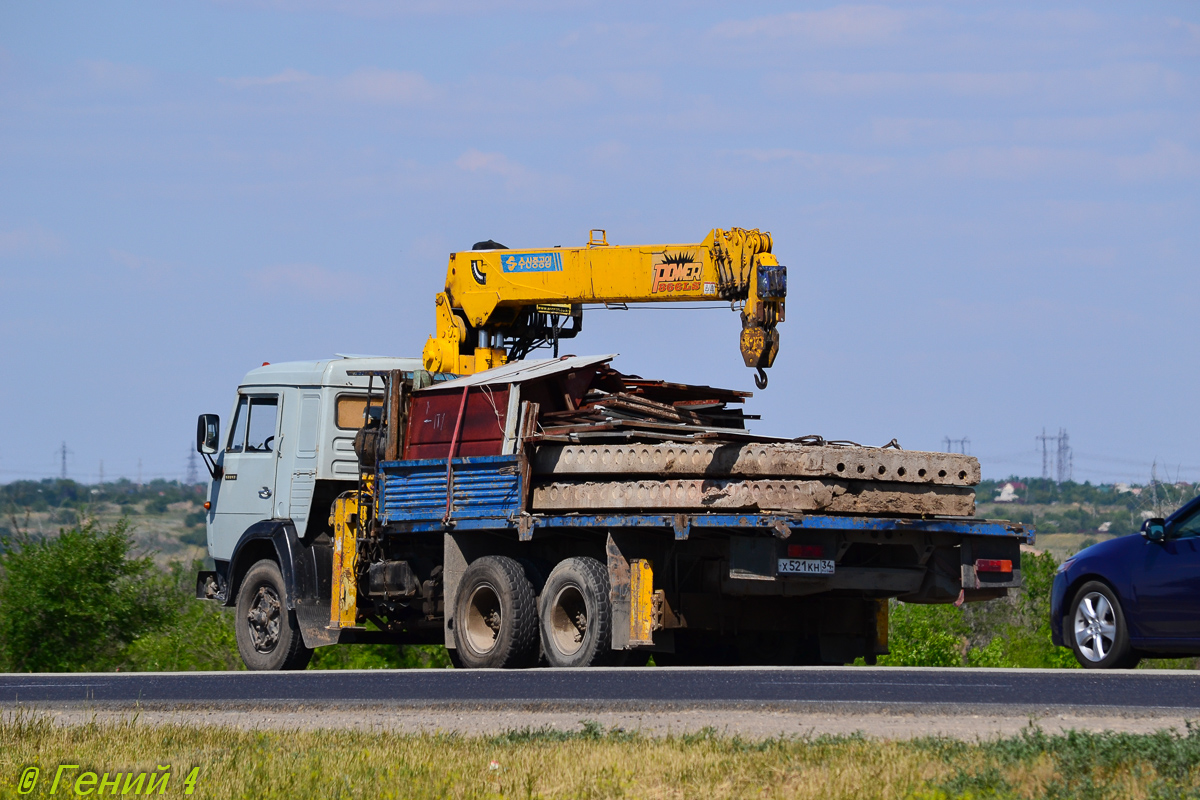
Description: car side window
xmin=227 ymin=397 xmax=248 ymax=453
xmin=1171 ymin=507 xmax=1200 ymax=540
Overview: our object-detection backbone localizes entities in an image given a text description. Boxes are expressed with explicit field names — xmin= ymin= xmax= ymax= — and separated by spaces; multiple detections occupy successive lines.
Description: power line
xmin=942 ymin=436 xmax=970 ymax=455
xmin=186 ymin=447 xmax=199 ymax=485
xmin=57 ymin=441 xmax=71 ymax=480
xmin=1035 ymin=428 xmax=1053 ymax=480
xmin=1034 ymin=428 xmax=1072 ymax=483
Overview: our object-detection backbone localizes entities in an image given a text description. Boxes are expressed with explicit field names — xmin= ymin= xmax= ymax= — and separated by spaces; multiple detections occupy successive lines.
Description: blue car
xmin=1051 ymin=496 xmax=1200 ymax=668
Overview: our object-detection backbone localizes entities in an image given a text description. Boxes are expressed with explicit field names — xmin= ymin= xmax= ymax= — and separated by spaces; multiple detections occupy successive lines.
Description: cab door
xmin=209 ymin=393 xmax=282 ymax=560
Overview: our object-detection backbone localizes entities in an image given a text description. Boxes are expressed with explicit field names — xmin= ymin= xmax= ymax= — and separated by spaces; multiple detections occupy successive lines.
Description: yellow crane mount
xmin=422 ymin=228 xmax=787 ymax=388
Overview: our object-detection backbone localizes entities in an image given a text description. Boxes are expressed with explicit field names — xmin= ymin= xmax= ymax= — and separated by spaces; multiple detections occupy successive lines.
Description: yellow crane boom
xmin=422 ymin=227 xmax=787 ymax=387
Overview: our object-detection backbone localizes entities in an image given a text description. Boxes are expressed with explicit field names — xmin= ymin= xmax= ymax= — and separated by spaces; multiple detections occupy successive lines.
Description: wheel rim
xmin=1074 ymin=591 xmax=1118 ymax=662
xmin=549 ymin=585 xmax=588 ymax=657
xmin=463 ymin=583 xmax=503 ymax=654
xmin=246 ymin=584 xmax=282 ymax=653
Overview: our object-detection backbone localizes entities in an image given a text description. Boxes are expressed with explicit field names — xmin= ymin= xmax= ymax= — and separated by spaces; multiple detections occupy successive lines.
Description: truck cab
xmin=196 ymin=357 xmax=443 ymax=668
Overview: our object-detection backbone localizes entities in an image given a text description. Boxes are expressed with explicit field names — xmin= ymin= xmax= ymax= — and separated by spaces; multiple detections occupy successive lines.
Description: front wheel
xmin=235 ymin=559 xmax=313 ymax=670
xmin=1069 ymin=581 xmax=1140 ymax=669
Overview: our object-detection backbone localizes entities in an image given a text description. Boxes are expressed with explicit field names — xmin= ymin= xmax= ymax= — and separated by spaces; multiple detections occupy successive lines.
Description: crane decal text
xmin=501 ymin=252 xmax=563 ymax=273
xmin=651 ymin=251 xmax=702 ymax=294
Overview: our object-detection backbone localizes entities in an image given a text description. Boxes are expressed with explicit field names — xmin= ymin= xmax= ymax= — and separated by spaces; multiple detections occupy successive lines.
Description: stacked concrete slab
xmin=529 ymin=442 xmax=979 ymax=517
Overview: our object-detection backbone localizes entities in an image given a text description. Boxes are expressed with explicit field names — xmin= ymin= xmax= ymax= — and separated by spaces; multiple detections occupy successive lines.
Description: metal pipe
xmin=443 ymin=386 xmax=471 ymax=524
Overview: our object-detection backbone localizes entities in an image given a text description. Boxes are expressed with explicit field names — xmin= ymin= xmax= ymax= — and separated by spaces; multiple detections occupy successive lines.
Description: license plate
xmin=777 ymin=558 xmax=835 ymax=576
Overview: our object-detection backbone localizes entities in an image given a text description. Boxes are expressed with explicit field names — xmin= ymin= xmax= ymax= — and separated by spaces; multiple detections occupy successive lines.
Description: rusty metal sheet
xmin=403 ymin=386 xmax=511 ymax=460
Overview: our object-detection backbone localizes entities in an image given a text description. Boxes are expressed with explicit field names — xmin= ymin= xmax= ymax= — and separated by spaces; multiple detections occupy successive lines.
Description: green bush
xmin=121 ymin=561 xmax=243 ymax=672
xmin=877 ymin=603 xmax=967 ymax=667
xmin=178 ymin=528 xmax=207 ymax=547
xmin=878 ymin=550 xmax=1078 ymax=669
xmin=0 ymin=519 xmax=174 ymax=671
xmin=308 ymin=637 xmax=452 ymax=670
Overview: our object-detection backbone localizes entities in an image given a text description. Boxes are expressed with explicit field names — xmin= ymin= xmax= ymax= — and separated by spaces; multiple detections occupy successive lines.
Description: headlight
xmin=1056 ymin=558 xmax=1075 ymax=574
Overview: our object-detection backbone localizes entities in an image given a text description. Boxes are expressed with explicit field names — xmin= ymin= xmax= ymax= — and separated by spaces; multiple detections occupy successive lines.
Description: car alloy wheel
xmin=1073 ymin=590 xmax=1117 ymax=663
xmin=1068 ymin=580 xmax=1138 ymax=669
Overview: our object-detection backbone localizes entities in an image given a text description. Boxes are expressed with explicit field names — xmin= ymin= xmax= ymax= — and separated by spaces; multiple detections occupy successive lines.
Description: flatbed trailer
xmin=195 ymin=356 xmax=1031 ymax=670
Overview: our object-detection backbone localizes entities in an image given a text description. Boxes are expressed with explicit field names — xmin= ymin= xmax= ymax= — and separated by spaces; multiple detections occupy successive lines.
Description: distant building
xmin=995 ymin=483 xmax=1020 ymax=503
xmin=1098 ymin=521 xmax=1112 ymax=533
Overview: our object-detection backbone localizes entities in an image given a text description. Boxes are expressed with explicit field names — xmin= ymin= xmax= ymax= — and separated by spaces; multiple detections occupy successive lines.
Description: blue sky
xmin=0 ymin=1 xmax=1197 ymax=484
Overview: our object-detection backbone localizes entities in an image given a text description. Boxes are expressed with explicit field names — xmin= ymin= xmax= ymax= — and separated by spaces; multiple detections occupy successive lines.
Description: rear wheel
xmin=540 ymin=557 xmax=614 ymax=668
xmin=235 ymin=559 xmax=313 ymax=671
xmin=1070 ymin=581 xmax=1140 ymax=669
xmin=452 ymin=556 xmax=539 ymax=668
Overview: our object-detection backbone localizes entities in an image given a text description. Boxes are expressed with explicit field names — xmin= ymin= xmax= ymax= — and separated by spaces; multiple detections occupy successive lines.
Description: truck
xmin=194 ymin=228 xmax=1032 ymax=670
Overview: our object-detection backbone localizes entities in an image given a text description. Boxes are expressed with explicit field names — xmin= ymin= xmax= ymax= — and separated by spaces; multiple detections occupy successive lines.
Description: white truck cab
xmin=200 ymin=356 xmax=423 ymax=560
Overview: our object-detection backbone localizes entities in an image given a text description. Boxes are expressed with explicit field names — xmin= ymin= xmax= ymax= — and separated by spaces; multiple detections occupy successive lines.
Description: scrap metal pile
xmin=535 ymin=368 xmax=765 ymax=444
xmin=409 ymin=355 xmax=981 ymax=518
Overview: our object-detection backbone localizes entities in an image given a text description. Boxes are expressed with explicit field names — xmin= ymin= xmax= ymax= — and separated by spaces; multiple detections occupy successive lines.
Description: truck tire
xmin=235 ymin=559 xmax=313 ymax=671
xmin=540 ymin=557 xmax=614 ymax=668
xmin=452 ymin=556 xmax=539 ymax=668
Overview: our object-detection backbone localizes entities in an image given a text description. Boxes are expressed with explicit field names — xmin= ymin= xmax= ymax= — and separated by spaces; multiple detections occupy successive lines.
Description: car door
xmin=209 ymin=393 xmax=282 ymax=559
xmin=1131 ymin=506 xmax=1200 ymax=641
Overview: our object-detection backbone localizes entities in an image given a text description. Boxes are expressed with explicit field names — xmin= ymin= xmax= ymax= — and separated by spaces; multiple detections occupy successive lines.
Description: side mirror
xmin=196 ymin=414 xmax=220 ymax=455
xmin=1142 ymin=518 xmax=1166 ymax=543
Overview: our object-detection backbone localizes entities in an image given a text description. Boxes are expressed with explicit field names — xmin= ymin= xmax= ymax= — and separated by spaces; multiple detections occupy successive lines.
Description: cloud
xmin=456 ymin=149 xmax=529 ymax=181
xmin=81 ymin=60 xmax=152 ymax=91
xmin=452 ymin=149 xmax=569 ymax=195
xmin=1112 ymin=141 xmax=1200 ymax=181
xmin=0 ymin=226 xmax=64 ymax=258
xmin=931 ymin=143 xmax=1200 ymax=183
xmin=342 ymin=67 xmax=435 ymax=103
xmin=711 ymin=5 xmax=908 ymax=46
xmin=769 ymin=64 xmax=1189 ymax=104
xmin=224 ymin=67 xmax=434 ymax=104
xmin=209 ymin=0 xmax=575 ymax=17
xmin=109 ymin=249 xmax=178 ymax=282
xmin=252 ymin=263 xmax=358 ymax=298
xmin=226 ymin=68 xmax=312 ymax=88
xmin=735 ymin=148 xmax=892 ymax=178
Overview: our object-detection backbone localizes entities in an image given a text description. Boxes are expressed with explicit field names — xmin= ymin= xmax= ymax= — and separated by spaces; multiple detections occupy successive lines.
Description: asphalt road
xmin=3 ymin=667 xmax=1200 ymax=710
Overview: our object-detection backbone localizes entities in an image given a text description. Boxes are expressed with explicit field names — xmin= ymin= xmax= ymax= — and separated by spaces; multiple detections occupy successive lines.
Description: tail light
xmin=977 ymin=559 xmax=1012 ymax=573
xmin=787 ymin=544 xmax=824 ymax=558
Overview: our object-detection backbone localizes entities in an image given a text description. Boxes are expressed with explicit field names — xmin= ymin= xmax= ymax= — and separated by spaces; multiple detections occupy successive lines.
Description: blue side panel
xmin=377 ymin=456 xmax=521 ymax=523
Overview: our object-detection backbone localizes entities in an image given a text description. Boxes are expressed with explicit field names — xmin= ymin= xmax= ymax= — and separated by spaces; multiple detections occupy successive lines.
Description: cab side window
xmin=226 ymin=395 xmax=279 ymax=453
xmin=245 ymin=397 xmax=279 ymax=452
xmin=1171 ymin=507 xmax=1200 ymax=540
xmin=227 ymin=397 xmax=248 ymax=453
xmin=336 ymin=395 xmax=382 ymax=430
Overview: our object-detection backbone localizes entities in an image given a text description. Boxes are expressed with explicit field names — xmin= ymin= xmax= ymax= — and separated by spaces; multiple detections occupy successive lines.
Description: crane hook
xmin=754 ymin=367 xmax=769 ymax=390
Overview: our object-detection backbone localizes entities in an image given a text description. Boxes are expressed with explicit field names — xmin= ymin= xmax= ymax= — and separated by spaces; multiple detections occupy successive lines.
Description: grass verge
xmin=3 ymin=714 xmax=1200 ymax=799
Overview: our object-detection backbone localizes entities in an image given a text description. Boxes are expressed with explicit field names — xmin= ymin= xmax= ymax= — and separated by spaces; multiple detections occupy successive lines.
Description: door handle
xmin=258 ymin=487 xmax=272 ymax=499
